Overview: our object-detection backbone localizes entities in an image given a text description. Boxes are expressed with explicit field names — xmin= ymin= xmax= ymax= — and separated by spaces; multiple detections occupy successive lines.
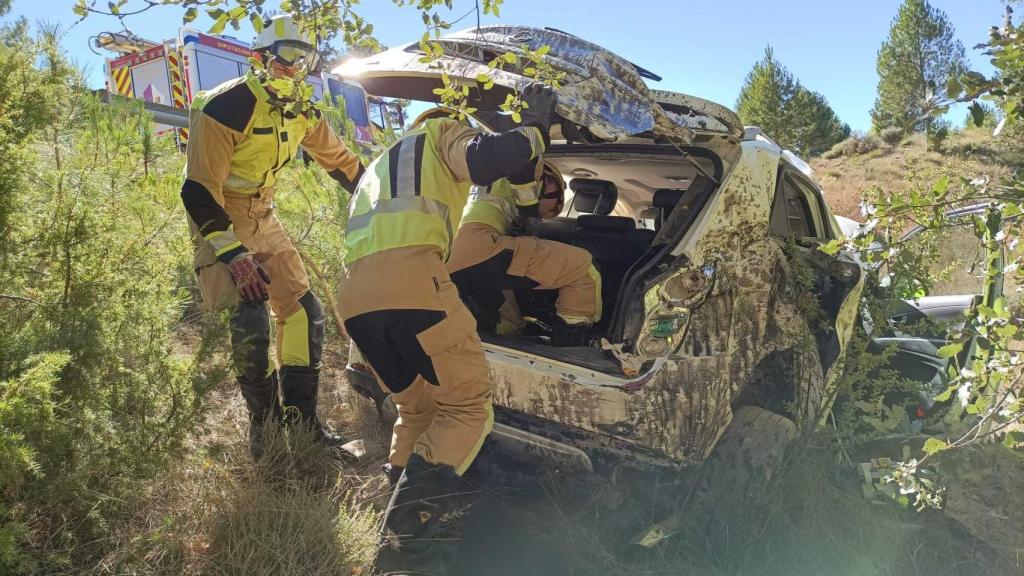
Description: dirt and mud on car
xmin=336 ymin=24 xmax=865 ymax=518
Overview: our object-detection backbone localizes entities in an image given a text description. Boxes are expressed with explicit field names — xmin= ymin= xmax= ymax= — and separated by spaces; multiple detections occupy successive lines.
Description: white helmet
xmin=252 ymin=15 xmax=319 ymax=69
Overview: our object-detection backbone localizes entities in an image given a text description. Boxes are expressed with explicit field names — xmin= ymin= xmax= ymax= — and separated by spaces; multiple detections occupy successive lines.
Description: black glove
xmin=519 ymin=83 xmax=557 ymax=137
xmin=508 ymin=157 xmax=539 ymax=186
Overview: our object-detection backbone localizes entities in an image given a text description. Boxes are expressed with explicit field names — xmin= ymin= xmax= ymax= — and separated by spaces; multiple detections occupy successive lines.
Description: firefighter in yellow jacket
xmin=447 ymin=160 xmax=601 ymax=345
xmin=337 ymin=86 xmax=556 ymax=567
xmin=181 ymin=15 xmax=364 ymax=459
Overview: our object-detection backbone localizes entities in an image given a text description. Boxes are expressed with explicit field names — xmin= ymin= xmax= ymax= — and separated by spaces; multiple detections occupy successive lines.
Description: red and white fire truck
xmin=97 ymin=28 xmax=401 ymax=146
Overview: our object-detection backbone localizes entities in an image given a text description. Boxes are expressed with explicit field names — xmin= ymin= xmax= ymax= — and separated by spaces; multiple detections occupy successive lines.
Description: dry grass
xmin=811 ymin=131 xmax=1020 ymax=220
xmin=90 ymin=336 xmax=394 ymax=576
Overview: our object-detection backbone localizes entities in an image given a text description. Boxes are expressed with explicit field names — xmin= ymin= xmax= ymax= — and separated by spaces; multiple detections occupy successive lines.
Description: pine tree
xmin=736 ymin=46 xmax=850 ymax=156
xmin=870 ymin=0 xmax=966 ymax=132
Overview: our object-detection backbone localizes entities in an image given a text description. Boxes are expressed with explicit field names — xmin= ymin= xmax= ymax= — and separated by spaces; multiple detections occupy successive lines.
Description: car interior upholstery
xmin=514 ymin=155 xmax=701 ymax=336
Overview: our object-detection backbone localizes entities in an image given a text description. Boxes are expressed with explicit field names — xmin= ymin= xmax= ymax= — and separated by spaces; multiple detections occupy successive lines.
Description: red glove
xmin=228 ymin=255 xmax=271 ymax=303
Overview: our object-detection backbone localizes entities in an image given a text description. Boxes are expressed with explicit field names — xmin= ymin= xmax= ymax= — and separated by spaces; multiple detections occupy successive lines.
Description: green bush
xmin=926 ymin=120 xmax=950 ymax=151
xmin=879 ymin=127 xmax=904 ymax=146
xmin=823 ymin=133 xmax=882 ymax=159
xmin=0 ymin=25 xmax=230 ymax=572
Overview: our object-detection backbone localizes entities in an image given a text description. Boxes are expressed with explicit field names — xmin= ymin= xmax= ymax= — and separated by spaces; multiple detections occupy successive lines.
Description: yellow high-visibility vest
xmin=191 ymin=71 xmax=315 ymax=193
xmin=344 ymin=118 xmax=473 ymax=264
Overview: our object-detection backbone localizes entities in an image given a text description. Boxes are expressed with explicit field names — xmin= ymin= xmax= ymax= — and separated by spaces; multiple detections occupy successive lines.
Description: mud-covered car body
xmin=338 ymin=26 xmax=865 ymax=471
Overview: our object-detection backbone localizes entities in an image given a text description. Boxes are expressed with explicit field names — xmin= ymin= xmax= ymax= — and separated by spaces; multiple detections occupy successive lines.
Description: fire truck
xmin=97 ymin=29 xmax=402 ymax=147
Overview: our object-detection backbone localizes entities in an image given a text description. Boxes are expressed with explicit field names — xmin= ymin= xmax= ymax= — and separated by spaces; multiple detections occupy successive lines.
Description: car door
xmin=870 ymin=207 xmax=1006 ymax=405
xmin=768 ymin=165 xmax=866 ymax=423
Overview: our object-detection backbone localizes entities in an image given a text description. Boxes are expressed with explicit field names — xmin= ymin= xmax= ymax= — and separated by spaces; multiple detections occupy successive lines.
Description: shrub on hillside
xmin=926 ymin=119 xmax=951 ymax=151
xmin=823 ymin=133 xmax=882 ymax=159
xmin=879 ymin=127 xmax=904 ymax=146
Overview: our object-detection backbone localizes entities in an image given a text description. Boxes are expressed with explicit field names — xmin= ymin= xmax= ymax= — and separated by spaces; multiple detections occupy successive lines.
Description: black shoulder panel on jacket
xmin=202 ymin=82 xmax=257 ymax=133
xmin=465 ymin=130 xmax=535 ymax=187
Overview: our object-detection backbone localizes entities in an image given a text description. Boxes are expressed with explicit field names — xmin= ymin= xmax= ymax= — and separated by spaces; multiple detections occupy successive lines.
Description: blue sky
xmin=4 ymin=0 xmax=1010 ymax=131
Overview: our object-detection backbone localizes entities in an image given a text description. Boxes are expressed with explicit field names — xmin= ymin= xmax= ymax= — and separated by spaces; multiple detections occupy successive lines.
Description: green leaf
xmin=1001 ymin=202 xmax=1023 ymax=219
xmin=819 ymin=239 xmax=842 ymax=256
xmin=250 ymin=12 xmax=263 ymax=33
xmin=965 ymin=71 xmax=986 ymax=84
xmin=922 ymin=438 xmax=948 ymax=455
xmin=931 ymin=175 xmax=949 ymax=196
xmin=183 ymin=7 xmax=198 ymax=23
xmin=1003 ymin=431 xmax=1024 ymax=448
xmin=946 ymin=76 xmax=961 ymax=99
xmin=994 ymin=323 xmax=1018 ymax=340
xmin=108 ymin=1 xmax=119 ymax=14
xmin=934 ymin=384 xmax=956 ymax=403
xmin=936 ymin=341 xmax=963 ymax=359
xmin=209 ymin=17 xmax=227 ymax=34
xmin=72 ymin=3 xmax=87 ymax=17
xmin=993 ymin=296 xmax=1008 ymax=317
xmin=475 ymin=73 xmax=491 ymax=84
xmin=969 ymin=101 xmax=986 ymax=127
xmin=536 ymin=45 xmax=550 ymax=57
xmin=502 ymin=52 xmax=516 ymax=64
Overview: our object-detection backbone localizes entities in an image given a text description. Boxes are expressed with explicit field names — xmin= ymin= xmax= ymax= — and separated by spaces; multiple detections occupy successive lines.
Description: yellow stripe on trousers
xmin=279 ymin=306 xmax=310 ymax=366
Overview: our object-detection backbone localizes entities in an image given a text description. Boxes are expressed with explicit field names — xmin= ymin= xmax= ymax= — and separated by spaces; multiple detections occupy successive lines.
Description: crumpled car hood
xmin=333 ymin=25 xmax=743 ymax=144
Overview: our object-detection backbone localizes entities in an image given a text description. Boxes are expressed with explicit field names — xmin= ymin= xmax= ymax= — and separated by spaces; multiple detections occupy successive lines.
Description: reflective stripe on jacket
xmin=343 ymin=119 xmax=544 ymax=264
xmin=181 ymin=70 xmax=364 ymax=262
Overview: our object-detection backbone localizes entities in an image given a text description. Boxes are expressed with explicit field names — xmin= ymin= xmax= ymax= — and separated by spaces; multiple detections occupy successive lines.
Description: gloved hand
xmin=228 ymin=254 xmax=271 ymax=303
xmin=519 ymin=83 xmax=557 ymax=135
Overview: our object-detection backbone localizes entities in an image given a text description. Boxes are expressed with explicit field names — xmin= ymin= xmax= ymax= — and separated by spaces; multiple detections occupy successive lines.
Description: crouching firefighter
xmin=337 ymin=85 xmax=557 ymax=570
xmin=180 ymin=15 xmax=364 ymax=460
xmin=447 ymin=160 xmax=601 ymax=346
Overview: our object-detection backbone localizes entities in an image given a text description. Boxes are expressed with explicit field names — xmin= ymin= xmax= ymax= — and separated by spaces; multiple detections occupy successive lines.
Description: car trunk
xmin=334 ymin=25 xmax=739 ymax=373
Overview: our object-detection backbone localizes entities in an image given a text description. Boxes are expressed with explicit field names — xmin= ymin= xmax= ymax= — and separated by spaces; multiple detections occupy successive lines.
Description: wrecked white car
xmin=337 ymin=26 xmax=865 ymax=473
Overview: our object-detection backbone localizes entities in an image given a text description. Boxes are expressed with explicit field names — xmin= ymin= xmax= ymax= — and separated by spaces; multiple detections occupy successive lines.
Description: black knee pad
xmin=298 ymin=291 xmax=325 ymax=369
xmin=230 ymin=301 xmax=271 ymax=384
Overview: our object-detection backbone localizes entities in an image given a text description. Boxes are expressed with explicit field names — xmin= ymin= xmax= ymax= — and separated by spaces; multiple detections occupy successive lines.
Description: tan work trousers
xmin=447 ymin=222 xmax=602 ymax=322
xmin=189 ymin=189 xmax=316 ymax=367
xmin=338 ymin=246 xmax=493 ymax=474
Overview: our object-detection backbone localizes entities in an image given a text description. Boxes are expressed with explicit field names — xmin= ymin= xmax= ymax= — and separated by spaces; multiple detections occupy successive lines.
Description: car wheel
xmin=628 ymin=406 xmax=797 ymax=552
xmin=688 ymin=406 xmax=796 ymax=524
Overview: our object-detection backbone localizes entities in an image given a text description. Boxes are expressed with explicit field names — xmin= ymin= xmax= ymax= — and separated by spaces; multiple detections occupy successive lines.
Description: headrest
xmin=570 ymin=178 xmax=617 ymax=215
xmin=652 ymin=188 xmax=686 ymax=210
xmin=577 ymin=214 xmax=635 ymax=231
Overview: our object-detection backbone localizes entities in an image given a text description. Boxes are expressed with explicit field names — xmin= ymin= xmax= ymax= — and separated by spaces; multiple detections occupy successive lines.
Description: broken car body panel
xmin=333 ymin=25 xmax=743 ymax=144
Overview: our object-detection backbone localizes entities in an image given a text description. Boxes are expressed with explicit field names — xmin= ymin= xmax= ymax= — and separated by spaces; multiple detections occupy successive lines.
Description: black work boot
xmin=375 ymin=454 xmax=465 ymax=574
xmin=549 ymin=316 xmax=592 ymax=347
xmin=280 ymin=366 xmax=359 ymax=462
xmin=383 ymin=462 xmax=404 ymax=487
xmin=238 ymin=371 xmax=283 ymax=459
